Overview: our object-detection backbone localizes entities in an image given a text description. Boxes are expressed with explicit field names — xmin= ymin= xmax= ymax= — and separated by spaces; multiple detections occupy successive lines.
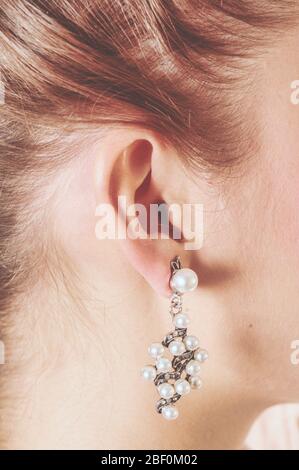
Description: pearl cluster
xmin=141 ymin=262 xmax=208 ymax=420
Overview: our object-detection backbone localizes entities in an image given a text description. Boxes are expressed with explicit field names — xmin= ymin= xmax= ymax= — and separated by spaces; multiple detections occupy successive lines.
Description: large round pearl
xmin=173 ymin=313 xmax=190 ymax=329
xmin=156 ymin=357 xmax=172 ymax=373
xmin=162 ymin=405 xmax=179 ymax=420
xmin=189 ymin=376 xmax=202 ymax=390
xmin=194 ymin=349 xmax=209 ymax=363
xmin=148 ymin=342 xmax=164 ymax=359
xmin=141 ymin=365 xmax=156 ymax=381
xmin=175 ymin=379 xmax=191 ymax=396
xmin=158 ymin=383 xmax=175 ymax=399
xmin=184 ymin=335 xmax=200 ymax=351
xmin=170 ymin=268 xmax=198 ymax=294
xmin=169 ymin=340 xmax=186 ymax=356
xmin=186 ymin=359 xmax=201 ymax=376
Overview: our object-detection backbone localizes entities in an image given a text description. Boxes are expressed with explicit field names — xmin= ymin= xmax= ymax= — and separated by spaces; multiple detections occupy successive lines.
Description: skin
xmin=2 ymin=31 xmax=299 ymax=450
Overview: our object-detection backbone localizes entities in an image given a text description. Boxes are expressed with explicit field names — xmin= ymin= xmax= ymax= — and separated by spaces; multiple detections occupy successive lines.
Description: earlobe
xmin=94 ymin=129 xmax=187 ymax=297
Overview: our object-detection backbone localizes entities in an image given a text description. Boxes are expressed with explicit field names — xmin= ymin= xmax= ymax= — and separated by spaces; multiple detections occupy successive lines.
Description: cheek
xmin=256 ymin=166 xmax=299 ymax=371
xmin=249 ymin=158 xmax=299 ymax=309
xmin=270 ymin=169 xmax=299 ymax=257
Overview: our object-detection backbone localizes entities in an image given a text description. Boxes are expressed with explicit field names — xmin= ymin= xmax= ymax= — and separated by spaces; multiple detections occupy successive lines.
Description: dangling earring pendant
xmin=141 ymin=256 xmax=208 ymax=420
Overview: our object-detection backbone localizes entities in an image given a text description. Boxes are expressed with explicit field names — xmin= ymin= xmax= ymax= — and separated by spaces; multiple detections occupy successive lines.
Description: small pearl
xmin=148 ymin=342 xmax=164 ymax=359
xmin=173 ymin=313 xmax=190 ymax=329
xmin=186 ymin=359 xmax=201 ymax=376
xmin=141 ymin=365 xmax=156 ymax=381
xmin=189 ymin=376 xmax=203 ymax=390
xmin=169 ymin=340 xmax=186 ymax=356
xmin=162 ymin=405 xmax=179 ymax=420
xmin=194 ymin=349 xmax=209 ymax=363
xmin=175 ymin=379 xmax=191 ymax=396
xmin=156 ymin=357 xmax=172 ymax=373
xmin=184 ymin=335 xmax=200 ymax=351
xmin=170 ymin=268 xmax=198 ymax=294
xmin=158 ymin=383 xmax=175 ymax=399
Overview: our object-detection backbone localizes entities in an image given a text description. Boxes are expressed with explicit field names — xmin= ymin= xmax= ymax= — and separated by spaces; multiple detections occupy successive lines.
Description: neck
xmin=2 ymin=271 xmax=267 ymax=450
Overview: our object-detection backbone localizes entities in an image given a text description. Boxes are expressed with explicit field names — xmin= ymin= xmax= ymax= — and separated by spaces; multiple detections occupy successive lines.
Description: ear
xmin=94 ymin=128 xmax=193 ymax=297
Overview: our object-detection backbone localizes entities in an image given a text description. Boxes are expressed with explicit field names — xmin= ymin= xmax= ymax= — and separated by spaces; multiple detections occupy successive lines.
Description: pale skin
xmin=3 ymin=32 xmax=299 ymax=450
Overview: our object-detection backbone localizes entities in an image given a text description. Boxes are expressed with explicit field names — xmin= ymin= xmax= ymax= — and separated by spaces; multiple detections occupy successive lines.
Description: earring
xmin=141 ymin=256 xmax=208 ymax=420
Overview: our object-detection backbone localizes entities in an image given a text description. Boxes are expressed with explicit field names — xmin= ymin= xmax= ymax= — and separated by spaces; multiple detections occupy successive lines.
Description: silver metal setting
xmin=141 ymin=256 xmax=208 ymax=419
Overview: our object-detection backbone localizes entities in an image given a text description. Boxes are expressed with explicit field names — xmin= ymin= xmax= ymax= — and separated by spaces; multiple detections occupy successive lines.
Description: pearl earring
xmin=141 ymin=256 xmax=208 ymax=420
